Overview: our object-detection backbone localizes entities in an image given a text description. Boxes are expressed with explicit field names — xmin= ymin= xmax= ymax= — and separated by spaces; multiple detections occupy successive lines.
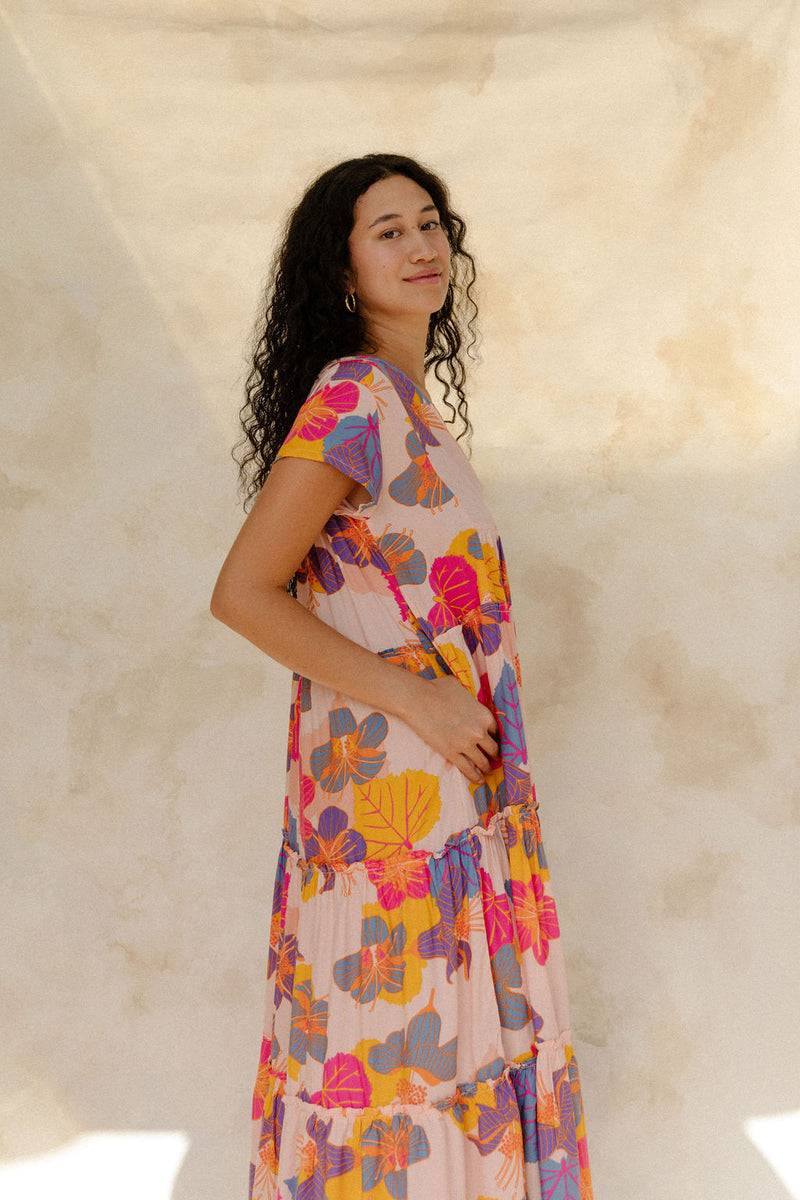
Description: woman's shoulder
xmin=301 ymin=357 xmax=417 ymax=430
xmin=311 ymin=356 xmax=448 ymax=448
xmin=310 ymin=354 xmax=402 ymax=394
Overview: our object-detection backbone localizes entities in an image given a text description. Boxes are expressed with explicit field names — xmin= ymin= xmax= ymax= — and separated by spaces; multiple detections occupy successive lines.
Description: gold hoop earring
xmin=344 ymin=292 xmax=357 ymax=314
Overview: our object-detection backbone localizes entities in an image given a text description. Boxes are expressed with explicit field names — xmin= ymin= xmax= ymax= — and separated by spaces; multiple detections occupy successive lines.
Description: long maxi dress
xmin=249 ymin=355 xmax=593 ymax=1200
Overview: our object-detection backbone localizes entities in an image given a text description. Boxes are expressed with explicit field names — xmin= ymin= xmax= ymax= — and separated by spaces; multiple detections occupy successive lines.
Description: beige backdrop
xmin=2 ymin=1 xmax=799 ymax=1198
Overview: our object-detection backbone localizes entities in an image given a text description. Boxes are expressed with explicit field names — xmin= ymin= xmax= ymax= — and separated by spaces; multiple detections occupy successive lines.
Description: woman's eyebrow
xmin=368 ymin=204 xmax=438 ymax=229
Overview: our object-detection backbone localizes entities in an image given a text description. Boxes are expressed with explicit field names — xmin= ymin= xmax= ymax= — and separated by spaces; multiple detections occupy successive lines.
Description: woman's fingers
xmin=478 ymin=730 xmax=500 ymax=759
xmin=411 ymin=674 xmax=505 ymax=780
xmin=456 ymin=754 xmax=484 ymax=784
xmin=456 ymin=741 xmax=500 ymax=783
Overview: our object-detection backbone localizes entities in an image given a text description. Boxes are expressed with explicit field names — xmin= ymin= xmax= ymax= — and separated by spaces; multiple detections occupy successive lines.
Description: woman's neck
xmin=361 ymin=318 xmax=429 ymax=398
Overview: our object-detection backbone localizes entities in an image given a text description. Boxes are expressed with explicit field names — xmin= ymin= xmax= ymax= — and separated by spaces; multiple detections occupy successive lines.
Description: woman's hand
xmin=403 ymin=674 xmax=500 ymax=784
xmin=211 ymin=456 xmax=501 ymax=786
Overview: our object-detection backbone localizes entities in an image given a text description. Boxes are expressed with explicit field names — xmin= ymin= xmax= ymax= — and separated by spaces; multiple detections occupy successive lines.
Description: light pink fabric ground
xmin=249 ymin=355 xmax=592 ymax=1200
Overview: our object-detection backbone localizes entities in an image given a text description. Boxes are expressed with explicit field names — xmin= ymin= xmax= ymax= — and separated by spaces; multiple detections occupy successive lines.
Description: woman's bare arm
xmin=210 ymin=456 xmax=499 ymax=782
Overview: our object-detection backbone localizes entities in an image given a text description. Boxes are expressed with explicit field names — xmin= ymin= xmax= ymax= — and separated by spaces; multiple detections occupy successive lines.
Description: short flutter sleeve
xmin=276 ymin=359 xmax=383 ymax=504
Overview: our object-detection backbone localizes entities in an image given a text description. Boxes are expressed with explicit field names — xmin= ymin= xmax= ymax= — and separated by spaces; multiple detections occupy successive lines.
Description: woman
xmin=211 ymin=154 xmax=592 ymax=1200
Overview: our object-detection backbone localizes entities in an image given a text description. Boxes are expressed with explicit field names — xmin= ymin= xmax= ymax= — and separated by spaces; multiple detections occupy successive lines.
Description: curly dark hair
xmin=235 ymin=153 xmax=478 ymax=507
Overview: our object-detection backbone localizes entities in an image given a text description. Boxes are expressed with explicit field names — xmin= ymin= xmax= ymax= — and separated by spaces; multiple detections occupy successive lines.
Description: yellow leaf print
xmin=354 ymin=771 xmax=441 ymax=859
xmin=446 ymin=529 xmax=507 ymax=607
xmin=301 ymin=870 xmax=319 ymax=902
xmin=286 ymin=960 xmax=313 ymax=1081
xmin=434 ymin=641 xmax=476 ymax=693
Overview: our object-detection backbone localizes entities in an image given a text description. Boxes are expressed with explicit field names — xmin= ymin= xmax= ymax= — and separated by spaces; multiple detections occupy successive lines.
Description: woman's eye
xmin=380 ymin=229 xmax=401 ymax=239
xmin=422 ymin=220 xmax=440 ymax=230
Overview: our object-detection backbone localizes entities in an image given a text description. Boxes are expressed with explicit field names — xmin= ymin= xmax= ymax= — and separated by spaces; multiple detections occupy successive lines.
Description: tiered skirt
xmin=249 ymin=796 xmax=592 ymax=1200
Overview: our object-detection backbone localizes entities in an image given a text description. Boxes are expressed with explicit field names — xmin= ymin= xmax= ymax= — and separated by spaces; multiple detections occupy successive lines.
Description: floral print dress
xmin=249 ymin=355 xmax=593 ymax=1200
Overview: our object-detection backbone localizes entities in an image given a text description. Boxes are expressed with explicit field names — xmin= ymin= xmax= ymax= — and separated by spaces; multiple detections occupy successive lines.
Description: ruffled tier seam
xmin=257 ymin=1030 xmax=573 ymax=1123
xmin=284 ymin=795 xmax=538 ymax=878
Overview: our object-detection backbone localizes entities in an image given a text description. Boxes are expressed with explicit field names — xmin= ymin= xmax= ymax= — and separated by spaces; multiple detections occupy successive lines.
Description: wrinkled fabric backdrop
xmin=2 ymin=2 xmax=799 ymax=1198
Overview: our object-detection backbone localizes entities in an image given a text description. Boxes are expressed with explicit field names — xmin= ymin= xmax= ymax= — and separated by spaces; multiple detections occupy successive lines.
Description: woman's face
xmin=346 ymin=174 xmax=451 ymax=325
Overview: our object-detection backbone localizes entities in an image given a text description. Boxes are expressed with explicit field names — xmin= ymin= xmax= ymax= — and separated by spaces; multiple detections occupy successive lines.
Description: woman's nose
xmin=407 ymin=231 xmax=436 ymax=260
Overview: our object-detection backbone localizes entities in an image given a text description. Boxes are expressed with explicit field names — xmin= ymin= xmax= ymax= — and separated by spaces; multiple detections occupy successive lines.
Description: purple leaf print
xmin=304 ymin=545 xmax=344 ymax=597
xmin=296 ymin=1114 xmax=355 ymax=1200
xmin=378 ymin=359 xmax=417 ymax=405
xmin=303 ymin=806 xmax=367 ymax=891
xmin=254 ymin=1086 xmax=285 ymax=1187
xmin=476 ymin=602 xmax=505 ymax=656
xmin=466 ymin=1077 xmax=519 ymax=1157
xmin=473 ymin=773 xmax=507 ymax=818
xmin=332 ymin=358 xmax=375 ymax=383
xmin=327 ymin=513 xmax=390 ymax=571
xmin=502 ymin=761 xmax=533 ymax=809
xmin=493 ymin=662 xmax=528 ymax=764
xmin=417 ymin=860 xmax=473 ymax=983
xmin=323 ymin=413 xmax=382 ymax=502
xmin=379 ymin=360 xmax=440 ymax=447
xmin=271 ymin=931 xmax=298 ymax=1015
xmin=537 ymin=1064 xmax=578 ymax=1163
xmin=428 ymin=832 xmax=481 ymax=902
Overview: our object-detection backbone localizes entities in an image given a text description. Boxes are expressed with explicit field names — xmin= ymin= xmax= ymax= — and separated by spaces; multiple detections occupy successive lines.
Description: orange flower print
xmin=361 ymin=1113 xmax=431 ymax=1195
xmin=289 ymin=976 xmax=329 ymax=1065
xmin=309 ymin=707 xmax=388 ymax=793
xmin=333 ymin=916 xmax=406 ymax=1006
xmin=388 ymin=431 xmax=454 ymax=510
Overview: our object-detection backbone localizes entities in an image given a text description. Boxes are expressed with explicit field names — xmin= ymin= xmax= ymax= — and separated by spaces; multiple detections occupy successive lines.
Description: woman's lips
xmin=404 ymin=271 xmax=441 ymax=283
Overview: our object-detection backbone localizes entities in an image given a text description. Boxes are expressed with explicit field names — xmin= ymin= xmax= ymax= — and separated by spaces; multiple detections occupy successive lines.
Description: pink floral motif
xmin=294 ymin=380 xmax=359 ymax=441
xmin=308 ymin=1052 xmax=372 ymax=1108
xmin=366 ymin=853 xmax=431 ymax=909
xmin=427 ymin=555 xmax=481 ymax=632
xmin=480 ymin=868 xmax=515 ymax=955
xmin=509 ymin=874 xmax=560 ymax=964
xmin=298 ymin=774 xmax=315 ymax=841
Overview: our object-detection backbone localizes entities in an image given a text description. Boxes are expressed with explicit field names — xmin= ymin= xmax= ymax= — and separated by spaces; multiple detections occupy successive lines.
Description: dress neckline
xmin=343 ymin=354 xmax=434 ymax=408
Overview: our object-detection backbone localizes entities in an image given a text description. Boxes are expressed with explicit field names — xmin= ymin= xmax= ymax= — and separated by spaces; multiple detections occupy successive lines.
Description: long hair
xmin=236 ymin=153 xmax=478 ymax=507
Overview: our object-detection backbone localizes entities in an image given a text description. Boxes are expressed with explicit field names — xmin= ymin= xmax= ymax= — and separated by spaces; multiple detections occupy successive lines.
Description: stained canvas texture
xmin=2 ymin=3 xmax=799 ymax=1200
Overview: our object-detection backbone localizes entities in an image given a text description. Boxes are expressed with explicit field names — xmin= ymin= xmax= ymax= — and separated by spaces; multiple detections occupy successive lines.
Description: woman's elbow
xmin=209 ymin=568 xmax=246 ymax=626
xmin=209 ymin=573 xmax=286 ymax=629
xmin=209 ymin=579 xmax=233 ymax=625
